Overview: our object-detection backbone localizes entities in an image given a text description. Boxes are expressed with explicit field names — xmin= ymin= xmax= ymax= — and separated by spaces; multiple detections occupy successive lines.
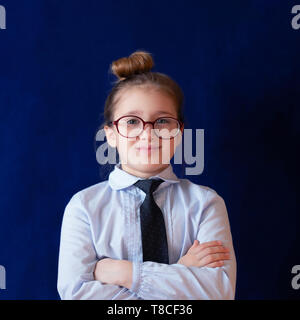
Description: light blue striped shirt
xmin=57 ymin=162 xmax=236 ymax=300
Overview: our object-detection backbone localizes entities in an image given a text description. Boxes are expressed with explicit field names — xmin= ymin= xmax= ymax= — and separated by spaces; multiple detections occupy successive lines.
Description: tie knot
xmin=134 ymin=178 xmax=164 ymax=195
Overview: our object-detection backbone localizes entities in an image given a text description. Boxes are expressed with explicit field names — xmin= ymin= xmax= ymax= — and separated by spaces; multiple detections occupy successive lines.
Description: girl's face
xmin=104 ymin=87 xmax=183 ymax=178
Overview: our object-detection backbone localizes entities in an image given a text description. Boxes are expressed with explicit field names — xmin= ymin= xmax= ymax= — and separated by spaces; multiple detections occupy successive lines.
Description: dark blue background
xmin=0 ymin=0 xmax=299 ymax=299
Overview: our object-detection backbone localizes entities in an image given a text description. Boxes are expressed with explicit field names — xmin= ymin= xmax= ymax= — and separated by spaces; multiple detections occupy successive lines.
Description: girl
xmin=57 ymin=51 xmax=236 ymax=300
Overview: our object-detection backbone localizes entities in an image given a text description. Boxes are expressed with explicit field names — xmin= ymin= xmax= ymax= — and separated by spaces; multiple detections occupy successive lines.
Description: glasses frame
xmin=110 ymin=114 xmax=184 ymax=139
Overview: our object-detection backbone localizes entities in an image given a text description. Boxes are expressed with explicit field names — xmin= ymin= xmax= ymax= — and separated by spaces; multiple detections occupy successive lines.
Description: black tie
xmin=134 ymin=178 xmax=169 ymax=264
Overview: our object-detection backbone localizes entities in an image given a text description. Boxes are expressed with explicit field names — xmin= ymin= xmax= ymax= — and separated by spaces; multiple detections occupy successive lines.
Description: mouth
xmin=136 ymin=146 xmax=161 ymax=152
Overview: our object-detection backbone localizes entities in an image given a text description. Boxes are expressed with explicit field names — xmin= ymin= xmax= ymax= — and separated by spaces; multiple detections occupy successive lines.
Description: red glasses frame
xmin=109 ymin=114 xmax=184 ymax=139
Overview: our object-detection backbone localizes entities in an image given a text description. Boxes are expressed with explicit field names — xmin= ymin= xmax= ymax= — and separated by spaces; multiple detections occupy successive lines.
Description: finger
xmin=189 ymin=240 xmax=222 ymax=254
xmin=205 ymin=261 xmax=224 ymax=268
xmin=194 ymin=245 xmax=230 ymax=258
xmin=200 ymin=253 xmax=230 ymax=266
xmin=187 ymin=240 xmax=200 ymax=253
xmin=198 ymin=240 xmax=223 ymax=250
xmin=192 ymin=240 xmax=200 ymax=246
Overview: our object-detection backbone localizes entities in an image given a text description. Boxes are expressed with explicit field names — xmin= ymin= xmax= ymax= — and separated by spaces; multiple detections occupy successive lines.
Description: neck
xmin=120 ymin=163 xmax=169 ymax=179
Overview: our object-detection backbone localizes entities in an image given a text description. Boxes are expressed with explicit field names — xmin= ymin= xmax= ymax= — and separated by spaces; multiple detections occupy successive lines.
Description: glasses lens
xmin=118 ymin=116 xmax=143 ymax=137
xmin=154 ymin=118 xmax=180 ymax=139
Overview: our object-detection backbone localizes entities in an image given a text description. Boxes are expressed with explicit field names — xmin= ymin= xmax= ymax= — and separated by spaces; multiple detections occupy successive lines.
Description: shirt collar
xmin=108 ymin=162 xmax=180 ymax=191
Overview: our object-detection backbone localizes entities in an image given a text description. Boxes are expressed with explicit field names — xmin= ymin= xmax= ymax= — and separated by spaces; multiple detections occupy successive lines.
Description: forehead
xmin=114 ymin=87 xmax=177 ymax=119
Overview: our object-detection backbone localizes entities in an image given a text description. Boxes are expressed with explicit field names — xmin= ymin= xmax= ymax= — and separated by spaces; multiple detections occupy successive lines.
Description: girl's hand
xmin=177 ymin=240 xmax=230 ymax=268
xmin=93 ymin=258 xmax=133 ymax=289
xmin=93 ymin=258 xmax=119 ymax=285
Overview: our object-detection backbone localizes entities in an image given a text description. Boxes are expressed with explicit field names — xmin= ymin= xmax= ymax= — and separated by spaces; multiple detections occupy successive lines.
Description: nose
xmin=139 ymin=123 xmax=155 ymax=140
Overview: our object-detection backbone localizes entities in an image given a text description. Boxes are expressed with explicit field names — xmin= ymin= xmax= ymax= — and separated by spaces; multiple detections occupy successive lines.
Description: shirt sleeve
xmin=57 ymin=193 xmax=141 ymax=300
xmin=129 ymin=189 xmax=237 ymax=300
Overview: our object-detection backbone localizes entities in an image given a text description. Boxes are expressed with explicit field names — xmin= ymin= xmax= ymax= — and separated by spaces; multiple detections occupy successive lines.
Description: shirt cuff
xmin=129 ymin=261 xmax=142 ymax=293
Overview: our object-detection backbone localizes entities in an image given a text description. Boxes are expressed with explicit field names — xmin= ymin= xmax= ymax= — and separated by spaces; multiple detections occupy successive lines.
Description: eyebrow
xmin=123 ymin=110 xmax=175 ymax=117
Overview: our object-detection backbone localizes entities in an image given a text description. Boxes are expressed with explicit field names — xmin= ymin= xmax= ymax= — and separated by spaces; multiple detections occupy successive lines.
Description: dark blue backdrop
xmin=0 ymin=0 xmax=299 ymax=299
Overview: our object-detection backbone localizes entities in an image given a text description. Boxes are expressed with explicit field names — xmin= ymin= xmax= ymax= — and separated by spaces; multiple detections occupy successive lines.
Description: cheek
xmin=162 ymin=138 xmax=175 ymax=149
xmin=116 ymin=137 xmax=137 ymax=156
xmin=161 ymin=139 xmax=176 ymax=157
xmin=116 ymin=136 xmax=127 ymax=154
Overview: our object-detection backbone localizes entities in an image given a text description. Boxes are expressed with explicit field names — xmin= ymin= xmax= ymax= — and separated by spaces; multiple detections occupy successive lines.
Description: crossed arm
xmin=57 ymin=191 xmax=236 ymax=299
xmin=94 ymin=239 xmax=231 ymax=289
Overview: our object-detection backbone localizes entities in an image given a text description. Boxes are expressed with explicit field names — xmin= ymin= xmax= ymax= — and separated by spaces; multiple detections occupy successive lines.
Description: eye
xmin=156 ymin=118 xmax=170 ymax=124
xmin=127 ymin=118 xmax=139 ymax=125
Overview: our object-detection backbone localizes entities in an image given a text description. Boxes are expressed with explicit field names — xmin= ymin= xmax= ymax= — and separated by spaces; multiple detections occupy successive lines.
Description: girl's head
xmin=101 ymin=51 xmax=185 ymax=178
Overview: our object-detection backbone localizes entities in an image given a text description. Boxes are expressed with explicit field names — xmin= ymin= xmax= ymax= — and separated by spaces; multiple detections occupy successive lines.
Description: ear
xmin=104 ymin=125 xmax=117 ymax=148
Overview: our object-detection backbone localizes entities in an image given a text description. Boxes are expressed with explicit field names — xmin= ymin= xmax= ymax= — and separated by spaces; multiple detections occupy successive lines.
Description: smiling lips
xmin=136 ymin=146 xmax=161 ymax=151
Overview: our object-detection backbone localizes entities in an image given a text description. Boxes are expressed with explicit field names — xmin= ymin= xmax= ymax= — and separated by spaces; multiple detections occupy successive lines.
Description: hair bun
xmin=111 ymin=51 xmax=154 ymax=81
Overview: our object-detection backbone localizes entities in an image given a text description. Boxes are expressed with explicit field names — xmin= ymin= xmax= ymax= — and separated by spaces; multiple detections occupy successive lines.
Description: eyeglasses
xmin=109 ymin=115 xmax=183 ymax=139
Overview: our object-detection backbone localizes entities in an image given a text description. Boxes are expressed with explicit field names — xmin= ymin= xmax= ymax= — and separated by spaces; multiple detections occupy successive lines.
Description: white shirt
xmin=57 ymin=162 xmax=236 ymax=299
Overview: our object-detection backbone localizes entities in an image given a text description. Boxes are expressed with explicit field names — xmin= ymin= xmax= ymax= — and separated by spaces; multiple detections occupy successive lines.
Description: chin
xmin=120 ymin=149 xmax=173 ymax=172
xmin=129 ymin=161 xmax=169 ymax=173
